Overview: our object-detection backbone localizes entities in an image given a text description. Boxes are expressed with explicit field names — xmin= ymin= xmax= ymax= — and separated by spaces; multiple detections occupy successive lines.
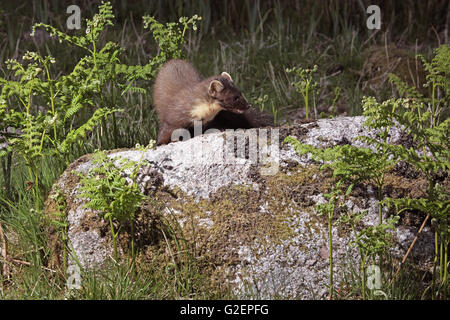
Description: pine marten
xmin=153 ymin=59 xmax=273 ymax=145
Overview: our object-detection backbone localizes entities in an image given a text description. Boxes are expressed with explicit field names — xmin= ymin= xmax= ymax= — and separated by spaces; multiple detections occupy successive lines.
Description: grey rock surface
xmin=47 ymin=116 xmax=435 ymax=299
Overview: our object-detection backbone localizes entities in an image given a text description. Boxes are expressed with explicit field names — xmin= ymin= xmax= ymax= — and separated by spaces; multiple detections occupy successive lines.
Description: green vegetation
xmin=0 ymin=2 xmax=209 ymax=299
xmin=285 ymin=44 xmax=449 ymax=299
xmin=0 ymin=0 xmax=448 ymax=299
xmin=286 ymin=64 xmax=319 ymax=120
xmin=76 ymin=149 xmax=147 ymax=261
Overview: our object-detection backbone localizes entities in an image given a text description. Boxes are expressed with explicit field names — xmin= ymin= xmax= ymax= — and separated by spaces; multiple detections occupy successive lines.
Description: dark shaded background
xmin=1 ymin=0 xmax=449 ymax=42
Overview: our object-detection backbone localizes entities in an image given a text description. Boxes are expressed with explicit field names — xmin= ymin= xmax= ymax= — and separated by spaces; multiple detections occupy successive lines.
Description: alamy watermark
xmin=366 ymin=5 xmax=381 ymax=30
xmin=366 ymin=264 xmax=387 ymax=297
xmin=66 ymin=5 xmax=81 ymax=30
xmin=169 ymin=121 xmax=280 ymax=176
xmin=66 ymin=264 xmax=81 ymax=290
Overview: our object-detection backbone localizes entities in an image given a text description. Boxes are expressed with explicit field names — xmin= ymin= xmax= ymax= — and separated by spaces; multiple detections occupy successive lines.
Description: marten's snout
xmin=243 ymin=102 xmax=251 ymax=111
xmin=216 ymin=92 xmax=249 ymax=114
xmin=232 ymin=96 xmax=250 ymax=114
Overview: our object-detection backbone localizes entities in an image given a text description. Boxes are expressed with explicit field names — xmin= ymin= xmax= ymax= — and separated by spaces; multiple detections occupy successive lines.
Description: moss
xmin=278 ymin=122 xmax=315 ymax=143
xmin=44 ymin=141 xmax=446 ymax=292
xmin=110 ymin=160 xmax=336 ymax=287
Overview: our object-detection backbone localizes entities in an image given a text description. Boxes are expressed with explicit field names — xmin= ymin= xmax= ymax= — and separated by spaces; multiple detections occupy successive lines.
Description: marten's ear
xmin=221 ymin=72 xmax=233 ymax=82
xmin=208 ymin=80 xmax=224 ymax=97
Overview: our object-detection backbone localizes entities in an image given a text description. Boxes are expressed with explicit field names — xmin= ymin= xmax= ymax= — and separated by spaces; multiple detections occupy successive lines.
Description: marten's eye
xmin=233 ymin=96 xmax=239 ymax=102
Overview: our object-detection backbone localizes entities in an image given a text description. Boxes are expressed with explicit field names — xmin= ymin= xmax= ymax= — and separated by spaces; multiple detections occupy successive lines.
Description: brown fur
xmin=153 ymin=59 xmax=251 ymax=145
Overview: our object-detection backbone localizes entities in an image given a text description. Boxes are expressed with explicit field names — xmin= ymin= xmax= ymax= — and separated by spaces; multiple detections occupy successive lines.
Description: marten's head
xmin=208 ymin=72 xmax=250 ymax=114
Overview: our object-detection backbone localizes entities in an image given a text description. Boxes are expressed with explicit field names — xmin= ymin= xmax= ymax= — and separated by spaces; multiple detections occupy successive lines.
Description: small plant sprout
xmin=286 ymin=64 xmax=319 ymax=120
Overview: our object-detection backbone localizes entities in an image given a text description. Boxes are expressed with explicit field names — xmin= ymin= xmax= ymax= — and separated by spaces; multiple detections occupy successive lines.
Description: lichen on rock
xmin=45 ymin=116 xmax=439 ymax=299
